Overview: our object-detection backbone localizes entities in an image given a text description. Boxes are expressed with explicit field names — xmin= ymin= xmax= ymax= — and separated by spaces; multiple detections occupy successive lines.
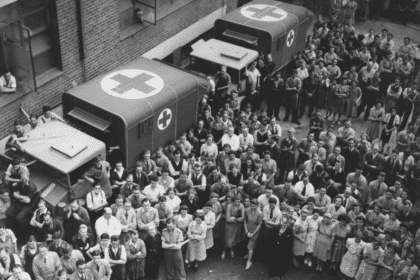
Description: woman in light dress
xmin=244 ymin=199 xmax=263 ymax=270
xmin=304 ymin=210 xmax=322 ymax=267
xmin=375 ymin=243 xmax=400 ymax=280
xmin=186 ymin=212 xmax=207 ymax=271
xmin=380 ymin=107 xmax=400 ymax=154
xmin=313 ymin=213 xmax=335 ymax=272
xmin=340 ymin=233 xmax=366 ymax=279
xmin=293 ymin=209 xmax=309 ymax=267
xmin=202 ymin=202 xmax=216 ymax=250
xmin=366 ymin=100 xmax=385 ymax=143
xmin=355 ymin=236 xmax=385 ymax=280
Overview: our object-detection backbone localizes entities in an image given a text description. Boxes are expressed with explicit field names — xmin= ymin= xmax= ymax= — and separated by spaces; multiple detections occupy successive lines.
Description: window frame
xmin=138 ymin=116 xmax=153 ymax=139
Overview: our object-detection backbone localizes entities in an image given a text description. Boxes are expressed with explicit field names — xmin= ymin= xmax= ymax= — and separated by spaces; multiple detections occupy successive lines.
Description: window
xmin=0 ymin=0 xmax=60 ymax=92
xmin=119 ymin=0 xmax=197 ymax=33
xmin=138 ymin=117 xmax=153 ymax=139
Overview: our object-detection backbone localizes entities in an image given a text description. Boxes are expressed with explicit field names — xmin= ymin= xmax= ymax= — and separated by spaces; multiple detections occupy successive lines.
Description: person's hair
xmin=205 ymin=201 xmax=213 ymax=208
xmin=159 ymin=196 xmax=167 ymax=202
xmin=100 ymin=233 xmax=110 ymax=240
xmin=76 ymin=259 xmax=86 ymax=268
xmin=194 ymin=211 xmax=204 ymax=220
xmin=180 ymin=205 xmax=189 ymax=212
xmin=250 ymin=199 xmax=258 ymax=206
xmin=90 ymin=250 xmax=101 ymax=257
xmin=149 ymin=175 xmax=158 ymax=182
xmin=306 ymin=197 xmax=315 ymax=203
xmin=110 ymin=235 xmax=119 ymax=242
xmin=337 ymin=213 xmax=348 ymax=223
xmin=268 ymin=197 xmax=277 ymax=204
xmin=38 ymin=242 xmax=48 ymax=249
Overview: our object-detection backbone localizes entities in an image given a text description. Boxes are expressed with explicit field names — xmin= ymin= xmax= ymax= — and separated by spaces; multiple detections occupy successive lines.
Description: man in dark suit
xmin=137 ymin=150 xmax=157 ymax=176
xmin=273 ymin=179 xmax=301 ymax=204
xmin=131 ymin=165 xmax=150 ymax=191
xmin=327 ymin=159 xmax=346 ymax=191
xmin=382 ymin=149 xmax=402 ymax=187
xmin=341 ymin=138 xmax=361 ymax=174
xmin=193 ymin=119 xmax=208 ymax=146
xmin=363 ymin=143 xmax=385 ymax=180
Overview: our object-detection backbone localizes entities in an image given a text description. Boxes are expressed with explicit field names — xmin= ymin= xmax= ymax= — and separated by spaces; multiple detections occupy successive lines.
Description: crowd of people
xmin=1 ymin=2 xmax=420 ymax=280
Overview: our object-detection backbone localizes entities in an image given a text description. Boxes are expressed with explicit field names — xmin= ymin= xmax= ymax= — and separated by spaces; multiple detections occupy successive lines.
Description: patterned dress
xmin=313 ymin=221 xmax=334 ymax=262
xmin=186 ymin=221 xmax=207 ymax=262
xmin=203 ymin=211 xmax=215 ymax=249
xmin=305 ymin=216 xmax=321 ymax=253
xmin=340 ymin=238 xmax=366 ymax=278
xmin=355 ymin=244 xmax=384 ymax=280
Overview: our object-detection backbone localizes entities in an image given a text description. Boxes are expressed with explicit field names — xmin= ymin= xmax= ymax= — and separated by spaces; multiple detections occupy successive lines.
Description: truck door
xmin=281 ymin=26 xmax=298 ymax=68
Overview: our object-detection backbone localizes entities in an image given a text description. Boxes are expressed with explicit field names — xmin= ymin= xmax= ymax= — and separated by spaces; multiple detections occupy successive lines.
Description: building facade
xmin=0 ymin=0 xmax=237 ymax=138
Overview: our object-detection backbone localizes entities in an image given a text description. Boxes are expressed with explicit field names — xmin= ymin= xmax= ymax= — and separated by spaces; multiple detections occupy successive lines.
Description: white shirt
xmin=257 ymin=194 xmax=279 ymax=209
xmin=221 ymin=134 xmax=240 ymax=151
xmin=293 ymin=181 xmax=315 ymax=199
xmin=9 ymin=272 xmax=31 ymax=280
xmin=297 ymin=67 xmax=309 ymax=81
xmin=86 ymin=190 xmax=107 ymax=211
xmin=95 ymin=216 xmax=122 ymax=237
xmin=143 ymin=184 xmax=165 ymax=202
xmin=239 ymin=133 xmax=254 ymax=150
xmin=206 ymin=79 xmax=215 ymax=94
xmin=0 ymin=75 xmax=16 ymax=89
xmin=245 ymin=68 xmax=261 ymax=86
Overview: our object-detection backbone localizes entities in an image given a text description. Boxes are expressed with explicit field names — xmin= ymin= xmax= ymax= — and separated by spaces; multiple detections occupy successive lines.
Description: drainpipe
xmin=76 ymin=0 xmax=87 ymax=82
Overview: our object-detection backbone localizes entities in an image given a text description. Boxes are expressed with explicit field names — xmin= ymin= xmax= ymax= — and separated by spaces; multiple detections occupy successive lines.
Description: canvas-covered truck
xmin=189 ymin=0 xmax=313 ymax=89
xmin=63 ymin=57 xmax=207 ymax=173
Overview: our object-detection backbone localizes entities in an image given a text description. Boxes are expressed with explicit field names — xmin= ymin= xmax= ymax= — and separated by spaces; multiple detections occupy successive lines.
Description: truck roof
xmin=64 ymin=57 xmax=207 ymax=129
xmin=21 ymin=122 xmax=105 ymax=174
xmin=216 ymin=0 xmax=312 ymax=39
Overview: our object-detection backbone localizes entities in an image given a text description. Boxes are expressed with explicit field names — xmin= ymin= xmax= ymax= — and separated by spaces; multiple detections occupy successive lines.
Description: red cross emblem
xmin=101 ymin=69 xmax=164 ymax=99
xmin=157 ymin=108 xmax=172 ymax=130
xmin=241 ymin=4 xmax=287 ymax=22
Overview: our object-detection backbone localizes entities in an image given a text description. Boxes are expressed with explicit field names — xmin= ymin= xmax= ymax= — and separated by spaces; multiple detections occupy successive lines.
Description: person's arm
xmin=104 ymin=262 xmax=112 ymax=280
xmin=109 ymin=246 xmax=127 ymax=265
xmin=32 ymin=258 xmax=43 ymax=280
xmin=30 ymin=211 xmax=43 ymax=228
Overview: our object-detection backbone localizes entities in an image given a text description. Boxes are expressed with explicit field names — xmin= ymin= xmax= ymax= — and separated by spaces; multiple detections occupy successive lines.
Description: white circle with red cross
xmin=157 ymin=108 xmax=172 ymax=130
xmin=240 ymin=4 xmax=288 ymax=22
xmin=101 ymin=69 xmax=164 ymax=99
xmin=286 ymin=29 xmax=295 ymax=47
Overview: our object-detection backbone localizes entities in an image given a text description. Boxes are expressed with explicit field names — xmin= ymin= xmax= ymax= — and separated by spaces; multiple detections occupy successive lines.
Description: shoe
xmin=308 ymin=260 xmax=312 ymax=267
xmin=221 ymin=251 xmax=225 ymax=260
xmin=294 ymin=121 xmax=301 ymax=126
xmin=244 ymin=254 xmax=249 ymax=259
xmin=245 ymin=261 xmax=252 ymax=270
xmin=304 ymin=258 xmax=308 ymax=265
xmin=231 ymin=251 xmax=235 ymax=258
xmin=283 ymin=117 xmax=289 ymax=122
xmin=194 ymin=262 xmax=198 ymax=271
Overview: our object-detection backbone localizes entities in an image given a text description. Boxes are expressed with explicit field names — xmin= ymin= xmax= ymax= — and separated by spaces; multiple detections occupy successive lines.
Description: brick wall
xmin=0 ymin=0 xmax=237 ymax=138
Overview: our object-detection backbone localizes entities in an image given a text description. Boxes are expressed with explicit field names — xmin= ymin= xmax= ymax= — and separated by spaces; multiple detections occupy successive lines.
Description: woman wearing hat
xmin=355 ymin=235 xmax=384 ymax=280
xmin=380 ymin=107 xmax=400 ymax=154
xmin=313 ymin=213 xmax=335 ymax=272
xmin=340 ymin=232 xmax=366 ymax=279
xmin=366 ymin=100 xmax=385 ymax=142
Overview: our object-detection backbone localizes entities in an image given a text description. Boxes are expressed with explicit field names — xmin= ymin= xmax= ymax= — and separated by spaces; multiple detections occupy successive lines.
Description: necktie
xmin=301 ymin=183 xmax=307 ymax=196
xmin=125 ymin=211 xmax=129 ymax=220
xmin=81 ymin=274 xmax=85 ymax=280
xmin=343 ymin=198 xmax=347 ymax=208
xmin=270 ymin=208 xmax=274 ymax=219
xmin=44 ymin=257 xmax=46 ymax=264
xmin=146 ymin=161 xmax=149 ymax=171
